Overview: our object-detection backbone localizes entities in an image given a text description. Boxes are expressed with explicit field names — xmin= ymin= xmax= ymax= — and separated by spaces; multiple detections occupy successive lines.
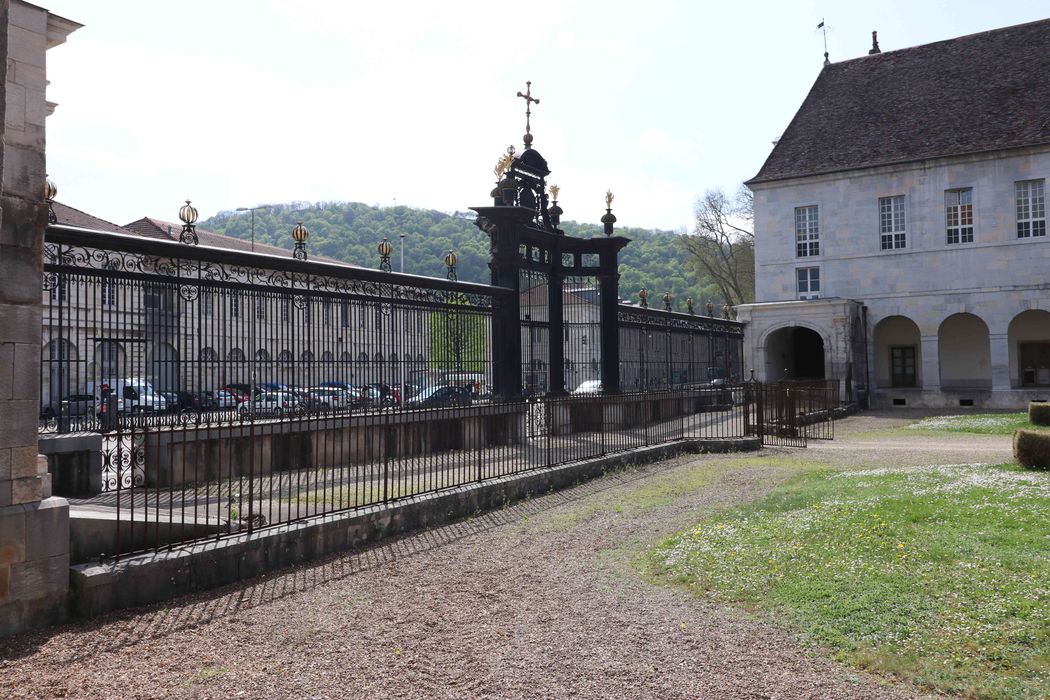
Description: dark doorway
xmin=765 ymin=326 xmax=826 ymax=381
xmin=792 ymin=327 xmax=825 ymax=379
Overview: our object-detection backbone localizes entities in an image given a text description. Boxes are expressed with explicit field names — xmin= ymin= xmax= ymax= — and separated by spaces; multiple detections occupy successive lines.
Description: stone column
xmin=0 ymin=1 xmax=80 ymax=637
xmin=989 ymin=332 xmax=1011 ymax=391
xmin=919 ymin=334 xmax=940 ymax=392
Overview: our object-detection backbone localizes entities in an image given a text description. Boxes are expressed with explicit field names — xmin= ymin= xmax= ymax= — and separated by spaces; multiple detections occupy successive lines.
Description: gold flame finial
xmin=549 ymin=184 xmax=560 ymax=200
xmin=605 ymin=189 xmax=614 ymax=209
xmin=493 ymin=152 xmax=513 ymax=180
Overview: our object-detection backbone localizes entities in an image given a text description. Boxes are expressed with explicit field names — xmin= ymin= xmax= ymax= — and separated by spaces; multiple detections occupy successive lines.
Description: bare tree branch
xmin=680 ymin=185 xmax=755 ymax=307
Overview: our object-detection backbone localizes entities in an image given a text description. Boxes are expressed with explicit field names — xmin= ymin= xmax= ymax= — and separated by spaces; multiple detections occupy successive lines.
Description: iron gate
xmin=745 ymin=379 xmax=838 ymax=447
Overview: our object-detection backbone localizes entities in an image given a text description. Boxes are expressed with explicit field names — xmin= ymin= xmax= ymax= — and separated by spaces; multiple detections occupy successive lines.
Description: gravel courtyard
xmin=0 ymin=412 xmax=1012 ymax=699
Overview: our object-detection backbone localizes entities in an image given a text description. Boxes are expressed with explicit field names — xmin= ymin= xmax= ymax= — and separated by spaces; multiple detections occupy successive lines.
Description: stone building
xmin=737 ymin=20 xmax=1050 ymax=409
xmin=41 ymin=203 xmax=433 ymax=406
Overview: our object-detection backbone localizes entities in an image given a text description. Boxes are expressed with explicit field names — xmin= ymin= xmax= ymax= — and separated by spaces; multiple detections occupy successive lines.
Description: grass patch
xmin=651 ymin=462 xmax=1050 ymax=698
xmin=904 ymin=412 xmax=1050 ymax=435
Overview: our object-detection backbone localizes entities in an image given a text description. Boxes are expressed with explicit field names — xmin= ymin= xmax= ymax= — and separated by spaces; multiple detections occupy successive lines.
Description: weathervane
xmin=516 ymin=80 xmax=540 ymax=149
xmin=817 ymin=18 xmax=830 ymax=65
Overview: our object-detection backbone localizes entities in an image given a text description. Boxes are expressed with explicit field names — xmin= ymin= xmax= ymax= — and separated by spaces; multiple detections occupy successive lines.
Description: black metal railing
xmin=37 ymin=224 xmax=777 ymax=563
xmin=70 ymin=386 xmax=751 ymax=562
xmin=618 ymin=305 xmax=744 ymax=393
xmin=40 ymin=225 xmax=503 ymax=434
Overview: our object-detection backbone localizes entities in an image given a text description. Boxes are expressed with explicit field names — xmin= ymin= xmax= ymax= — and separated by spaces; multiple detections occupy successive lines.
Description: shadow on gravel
xmin=2 ymin=456 xmax=674 ymax=662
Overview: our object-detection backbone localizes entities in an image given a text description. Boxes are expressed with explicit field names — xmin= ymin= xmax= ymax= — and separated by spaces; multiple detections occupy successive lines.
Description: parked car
xmin=40 ymin=393 xmax=97 ymax=419
xmin=89 ymin=378 xmax=167 ymax=414
xmin=238 ymin=391 xmax=301 ymax=416
xmin=573 ymin=380 xmax=603 ymax=395
xmin=198 ymin=389 xmax=241 ymax=410
xmin=404 ymin=385 xmax=473 ymax=408
xmin=305 ymin=387 xmax=348 ymax=408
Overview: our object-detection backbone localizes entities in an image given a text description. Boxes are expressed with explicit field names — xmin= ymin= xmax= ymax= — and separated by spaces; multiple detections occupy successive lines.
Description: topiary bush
xmin=1029 ymin=401 xmax=1050 ymax=427
xmin=1014 ymin=429 xmax=1050 ymax=470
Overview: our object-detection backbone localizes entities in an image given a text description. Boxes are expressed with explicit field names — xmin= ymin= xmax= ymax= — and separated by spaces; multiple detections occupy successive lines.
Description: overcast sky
xmin=41 ymin=1 xmax=1050 ymax=233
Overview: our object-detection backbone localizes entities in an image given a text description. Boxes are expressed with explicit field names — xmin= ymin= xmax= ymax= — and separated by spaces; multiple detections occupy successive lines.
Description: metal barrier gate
xmin=745 ymin=379 xmax=838 ymax=447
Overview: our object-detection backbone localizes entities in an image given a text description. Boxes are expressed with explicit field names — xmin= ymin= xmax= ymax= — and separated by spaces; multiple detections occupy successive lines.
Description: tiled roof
xmin=749 ymin=18 xmax=1050 ymax=184
xmin=51 ymin=202 xmax=132 ymax=234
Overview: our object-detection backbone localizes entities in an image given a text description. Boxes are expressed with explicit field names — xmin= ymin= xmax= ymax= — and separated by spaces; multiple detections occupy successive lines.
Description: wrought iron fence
xmin=618 ymin=305 xmax=743 ymax=393
xmin=69 ymin=386 xmax=751 ymax=562
xmin=40 ymin=225 xmax=501 ymax=434
xmin=38 ymin=224 xmax=775 ymax=563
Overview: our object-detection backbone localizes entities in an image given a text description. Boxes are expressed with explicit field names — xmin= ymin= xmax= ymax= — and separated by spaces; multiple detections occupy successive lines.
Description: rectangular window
xmin=323 ymin=300 xmax=332 ymax=325
xmin=230 ymin=294 xmax=240 ymax=318
xmin=280 ymin=297 xmax=290 ymax=323
xmin=945 ymin=188 xmax=974 ymax=244
xmin=255 ymin=298 xmax=266 ymax=321
xmin=796 ymin=267 xmax=820 ymax=300
xmin=890 ymin=346 xmax=917 ymax=387
xmin=201 ymin=290 xmax=214 ymax=316
xmin=101 ymin=279 xmax=117 ymax=306
xmin=340 ymin=300 xmax=349 ymax=327
xmin=879 ymin=195 xmax=906 ymax=249
xmin=794 ymin=205 xmax=820 ymax=257
xmin=1016 ymin=180 xmax=1046 ymax=238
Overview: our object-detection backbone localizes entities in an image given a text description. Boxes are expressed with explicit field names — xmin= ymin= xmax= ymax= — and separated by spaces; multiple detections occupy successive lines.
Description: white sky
xmin=41 ymin=1 xmax=1050 ymax=232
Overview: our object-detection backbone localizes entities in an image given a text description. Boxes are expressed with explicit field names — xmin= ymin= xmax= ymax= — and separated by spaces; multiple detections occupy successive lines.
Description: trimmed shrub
xmin=1030 ymin=401 xmax=1050 ymax=427
xmin=1014 ymin=429 xmax=1050 ymax=470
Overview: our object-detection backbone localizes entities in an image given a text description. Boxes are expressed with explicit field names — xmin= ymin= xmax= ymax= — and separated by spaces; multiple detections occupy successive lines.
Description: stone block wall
xmin=0 ymin=0 xmax=80 ymax=637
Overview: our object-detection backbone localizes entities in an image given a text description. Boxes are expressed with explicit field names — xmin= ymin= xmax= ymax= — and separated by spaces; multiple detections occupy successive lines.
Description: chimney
xmin=869 ymin=30 xmax=881 ymax=54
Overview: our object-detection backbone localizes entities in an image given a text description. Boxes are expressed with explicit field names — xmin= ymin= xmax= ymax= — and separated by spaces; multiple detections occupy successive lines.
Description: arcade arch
xmin=764 ymin=325 xmax=825 ymax=381
xmin=938 ymin=313 xmax=990 ymax=389
xmin=1009 ymin=309 xmax=1050 ymax=387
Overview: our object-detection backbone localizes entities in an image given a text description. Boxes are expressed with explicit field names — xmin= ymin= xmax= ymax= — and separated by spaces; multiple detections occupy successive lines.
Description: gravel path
xmin=1 ymin=411 xmax=1008 ymax=699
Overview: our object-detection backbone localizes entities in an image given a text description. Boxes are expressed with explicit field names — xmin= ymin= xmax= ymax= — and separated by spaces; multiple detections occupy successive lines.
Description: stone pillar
xmin=989 ymin=332 xmax=1011 ymax=391
xmin=919 ymin=334 xmax=940 ymax=392
xmin=0 ymin=1 xmax=80 ymax=637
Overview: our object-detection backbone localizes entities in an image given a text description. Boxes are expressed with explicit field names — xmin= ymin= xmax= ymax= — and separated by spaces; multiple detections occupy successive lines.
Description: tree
xmin=428 ymin=299 xmax=488 ymax=374
xmin=680 ymin=186 xmax=755 ymax=306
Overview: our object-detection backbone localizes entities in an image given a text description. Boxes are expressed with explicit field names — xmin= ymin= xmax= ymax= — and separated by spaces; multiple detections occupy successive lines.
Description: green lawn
xmin=650 ymin=462 xmax=1050 ymax=699
xmin=904 ymin=412 xmax=1050 ymax=435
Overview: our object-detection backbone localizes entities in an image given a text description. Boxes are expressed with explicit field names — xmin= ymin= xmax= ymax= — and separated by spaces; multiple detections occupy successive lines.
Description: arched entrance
xmin=1009 ymin=310 xmax=1050 ymax=387
xmin=765 ymin=326 xmax=825 ymax=381
xmin=938 ymin=313 xmax=991 ymax=388
xmin=873 ymin=315 xmax=921 ymax=388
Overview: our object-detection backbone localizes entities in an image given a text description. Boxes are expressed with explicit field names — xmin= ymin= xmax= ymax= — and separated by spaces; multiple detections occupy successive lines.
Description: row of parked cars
xmin=41 ymin=378 xmax=478 ymax=421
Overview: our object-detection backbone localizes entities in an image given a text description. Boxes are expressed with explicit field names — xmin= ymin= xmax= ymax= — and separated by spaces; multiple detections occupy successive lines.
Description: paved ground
xmin=1 ymin=411 xmax=1012 ymax=699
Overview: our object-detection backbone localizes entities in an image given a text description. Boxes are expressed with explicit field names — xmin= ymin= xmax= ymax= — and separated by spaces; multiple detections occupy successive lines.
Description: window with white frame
xmin=794 ymin=205 xmax=820 ymax=257
xmin=879 ymin=195 xmax=906 ymax=249
xmin=945 ymin=188 xmax=974 ymax=244
xmin=101 ymin=278 xmax=117 ymax=306
xmin=796 ymin=267 xmax=820 ymax=300
xmin=1016 ymin=179 xmax=1046 ymax=238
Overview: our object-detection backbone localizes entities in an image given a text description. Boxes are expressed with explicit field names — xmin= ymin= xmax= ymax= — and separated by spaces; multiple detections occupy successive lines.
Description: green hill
xmin=201 ymin=202 xmax=720 ymax=307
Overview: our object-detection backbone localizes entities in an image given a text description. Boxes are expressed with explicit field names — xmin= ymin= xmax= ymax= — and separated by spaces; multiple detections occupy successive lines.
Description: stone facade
xmin=741 ymin=144 xmax=1050 ymax=409
xmin=0 ymin=0 xmax=79 ymax=636
xmin=738 ymin=21 xmax=1050 ymax=410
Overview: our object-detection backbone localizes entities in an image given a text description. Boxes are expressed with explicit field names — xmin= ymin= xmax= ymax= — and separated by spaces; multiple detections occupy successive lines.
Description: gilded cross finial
xmin=516 ymin=80 xmax=540 ymax=148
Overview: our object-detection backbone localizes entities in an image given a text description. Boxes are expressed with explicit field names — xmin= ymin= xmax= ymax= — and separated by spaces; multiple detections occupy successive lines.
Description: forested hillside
xmin=201 ymin=202 xmax=722 ymax=307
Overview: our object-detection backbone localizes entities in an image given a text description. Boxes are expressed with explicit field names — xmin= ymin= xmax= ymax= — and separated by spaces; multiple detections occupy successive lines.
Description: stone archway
xmin=764 ymin=326 xmax=825 ymax=381
xmin=938 ymin=313 xmax=991 ymax=389
xmin=1009 ymin=309 xmax=1050 ymax=387
xmin=873 ymin=316 xmax=921 ymax=388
